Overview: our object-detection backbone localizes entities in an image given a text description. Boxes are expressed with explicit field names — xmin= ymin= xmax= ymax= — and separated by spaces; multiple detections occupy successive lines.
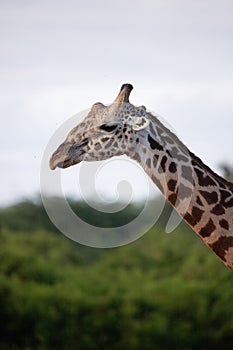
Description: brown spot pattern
xmin=210 ymin=236 xmax=233 ymax=262
xmin=184 ymin=212 xmax=196 ymax=226
xmin=169 ymin=162 xmax=177 ymax=173
xmin=192 ymin=206 xmax=204 ymax=223
xmin=195 ymin=168 xmax=217 ymax=187
xmin=184 ymin=207 xmax=204 ymax=227
xmin=210 ymin=204 xmax=225 ymax=216
xmin=168 ymin=179 xmax=177 ymax=192
xmin=199 ymin=190 xmax=218 ymax=205
xmin=148 ymin=134 xmax=163 ymax=151
xmin=199 ymin=219 xmax=216 ymax=238
xmin=196 ymin=196 xmax=203 ymax=206
xmin=219 ymin=219 xmax=229 ymax=230
xmin=219 ymin=190 xmax=233 ymax=208
xmin=158 ymin=156 xmax=167 ymax=174
xmin=220 ymin=190 xmax=231 ymax=203
xmin=168 ymin=193 xmax=178 ymax=206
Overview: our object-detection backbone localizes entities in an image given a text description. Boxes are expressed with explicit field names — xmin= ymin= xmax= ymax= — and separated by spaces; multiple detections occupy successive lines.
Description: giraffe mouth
xmin=49 ymin=138 xmax=88 ymax=170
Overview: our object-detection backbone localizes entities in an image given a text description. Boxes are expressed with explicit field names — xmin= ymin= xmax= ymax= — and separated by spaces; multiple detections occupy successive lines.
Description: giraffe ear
xmin=131 ymin=117 xmax=150 ymax=131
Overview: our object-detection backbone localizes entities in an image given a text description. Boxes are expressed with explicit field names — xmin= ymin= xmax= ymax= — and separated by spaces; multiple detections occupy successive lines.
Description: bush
xmin=0 ymin=200 xmax=232 ymax=349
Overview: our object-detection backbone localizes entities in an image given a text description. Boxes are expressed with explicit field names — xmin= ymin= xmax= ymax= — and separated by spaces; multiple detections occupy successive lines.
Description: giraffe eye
xmin=99 ymin=124 xmax=118 ymax=132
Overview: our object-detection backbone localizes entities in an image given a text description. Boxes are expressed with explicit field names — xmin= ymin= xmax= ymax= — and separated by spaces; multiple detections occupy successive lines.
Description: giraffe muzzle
xmin=49 ymin=138 xmax=88 ymax=170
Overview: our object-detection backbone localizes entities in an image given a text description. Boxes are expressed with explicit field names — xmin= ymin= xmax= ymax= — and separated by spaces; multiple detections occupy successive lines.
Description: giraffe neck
xmin=131 ymin=113 xmax=233 ymax=269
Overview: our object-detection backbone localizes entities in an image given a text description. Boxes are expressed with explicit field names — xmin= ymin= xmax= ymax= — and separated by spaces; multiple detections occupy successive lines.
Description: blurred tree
xmin=219 ymin=163 xmax=233 ymax=183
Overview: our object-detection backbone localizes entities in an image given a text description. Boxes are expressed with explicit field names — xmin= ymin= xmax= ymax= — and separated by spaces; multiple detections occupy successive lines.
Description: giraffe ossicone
xmin=50 ymin=84 xmax=233 ymax=270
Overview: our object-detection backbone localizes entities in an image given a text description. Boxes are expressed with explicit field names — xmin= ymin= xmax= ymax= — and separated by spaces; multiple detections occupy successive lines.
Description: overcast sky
xmin=1 ymin=0 xmax=233 ymax=205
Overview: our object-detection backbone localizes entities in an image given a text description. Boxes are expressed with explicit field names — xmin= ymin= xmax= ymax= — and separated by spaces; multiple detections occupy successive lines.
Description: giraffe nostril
xmin=73 ymin=138 xmax=89 ymax=150
xmin=80 ymin=138 xmax=89 ymax=146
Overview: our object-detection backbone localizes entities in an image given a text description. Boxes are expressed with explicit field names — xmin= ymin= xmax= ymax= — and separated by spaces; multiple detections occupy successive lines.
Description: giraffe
xmin=50 ymin=84 xmax=233 ymax=269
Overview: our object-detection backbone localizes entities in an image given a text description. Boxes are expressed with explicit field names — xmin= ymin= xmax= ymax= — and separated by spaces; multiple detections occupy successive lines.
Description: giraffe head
xmin=50 ymin=84 xmax=150 ymax=170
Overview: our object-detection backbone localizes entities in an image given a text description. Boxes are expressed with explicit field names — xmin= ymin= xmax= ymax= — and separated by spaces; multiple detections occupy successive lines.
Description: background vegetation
xmin=0 ymin=195 xmax=233 ymax=350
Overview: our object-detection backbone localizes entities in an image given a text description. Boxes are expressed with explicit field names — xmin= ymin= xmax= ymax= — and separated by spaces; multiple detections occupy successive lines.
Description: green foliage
xmin=0 ymin=200 xmax=233 ymax=349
